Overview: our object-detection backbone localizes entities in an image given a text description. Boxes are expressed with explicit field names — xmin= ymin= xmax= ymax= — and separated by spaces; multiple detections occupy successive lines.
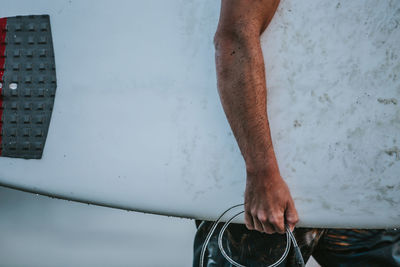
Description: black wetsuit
xmin=193 ymin=220 xmax=400 ymax=267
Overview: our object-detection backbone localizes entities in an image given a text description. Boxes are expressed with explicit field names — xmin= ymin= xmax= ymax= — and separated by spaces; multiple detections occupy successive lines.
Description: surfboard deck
xmin=0 ymin=0 xmax=399 ymax=228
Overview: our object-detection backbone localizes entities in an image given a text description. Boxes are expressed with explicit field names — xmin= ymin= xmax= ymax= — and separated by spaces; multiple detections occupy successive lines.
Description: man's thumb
xmin=285 ymin=201 xmax=299 ymax=231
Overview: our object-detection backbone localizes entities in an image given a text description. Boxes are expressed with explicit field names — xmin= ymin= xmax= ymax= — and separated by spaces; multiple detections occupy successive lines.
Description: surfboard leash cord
xmin=199 ymin=204 xmax=305 ymax=267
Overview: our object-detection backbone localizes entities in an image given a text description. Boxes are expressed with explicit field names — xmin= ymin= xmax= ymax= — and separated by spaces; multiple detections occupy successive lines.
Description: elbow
xmin=213 ymin=25 xmax=260 ymax=51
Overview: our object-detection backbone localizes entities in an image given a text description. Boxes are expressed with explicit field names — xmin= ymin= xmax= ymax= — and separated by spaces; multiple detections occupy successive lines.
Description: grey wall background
xmin=0 ymin=186 xmax=196 ymax=267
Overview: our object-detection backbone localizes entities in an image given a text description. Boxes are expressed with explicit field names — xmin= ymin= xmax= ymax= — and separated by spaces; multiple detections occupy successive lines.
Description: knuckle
xmin=269 ymin=216 xmax=277 ymax=224
xmin=250 ymin=208 xmax=258 ymax=216
xmin=287 ymin=214 xmax=299 ymax=224
xmin=258 ymin=213 xmax=268 ymax=223
xmin=269 ymin=214 xmax=282 ymax=224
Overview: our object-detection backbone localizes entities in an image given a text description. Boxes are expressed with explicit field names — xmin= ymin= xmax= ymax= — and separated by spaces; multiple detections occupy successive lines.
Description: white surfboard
xmin=0 ymin=0 xmax=399 ymax=228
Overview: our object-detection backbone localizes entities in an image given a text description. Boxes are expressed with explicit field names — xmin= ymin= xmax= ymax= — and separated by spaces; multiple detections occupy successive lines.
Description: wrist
xmin=245 ymin=161 xmax=281 ymax=180
xmin=243 ymin=139 xmax=278 ymax=171
xmin=245 ymin=151 xmax=280 ymax=174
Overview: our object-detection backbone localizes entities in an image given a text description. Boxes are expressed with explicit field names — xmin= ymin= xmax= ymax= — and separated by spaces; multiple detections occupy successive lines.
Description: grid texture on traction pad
xmin=0 ymin=15 xmax=56 ymax=159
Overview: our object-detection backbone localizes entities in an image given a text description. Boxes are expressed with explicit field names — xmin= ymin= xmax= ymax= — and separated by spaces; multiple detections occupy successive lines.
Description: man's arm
xmin=214 ymin=0 xmax=298 ymax=234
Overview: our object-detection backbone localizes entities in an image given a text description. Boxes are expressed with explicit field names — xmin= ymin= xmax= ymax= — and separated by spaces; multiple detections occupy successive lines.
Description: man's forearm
xmin=214 ymin=0 xmax=298 ymax=234
xmin=214 ymin=34 xmax=279 ymax=176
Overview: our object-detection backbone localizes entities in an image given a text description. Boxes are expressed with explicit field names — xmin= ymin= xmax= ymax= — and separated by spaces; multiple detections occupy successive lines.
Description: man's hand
xmin=244 ymin=168 xmax=298 ymax=234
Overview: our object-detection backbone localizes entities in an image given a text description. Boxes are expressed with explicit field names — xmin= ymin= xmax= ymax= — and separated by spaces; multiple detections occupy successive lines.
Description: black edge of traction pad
xmin=0 ymin=15 xmax=56 ymax=159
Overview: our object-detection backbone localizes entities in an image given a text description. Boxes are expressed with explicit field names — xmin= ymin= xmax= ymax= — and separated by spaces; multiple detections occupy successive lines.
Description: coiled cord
xmin=199 ymin=204 xmax=305 ymax=267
